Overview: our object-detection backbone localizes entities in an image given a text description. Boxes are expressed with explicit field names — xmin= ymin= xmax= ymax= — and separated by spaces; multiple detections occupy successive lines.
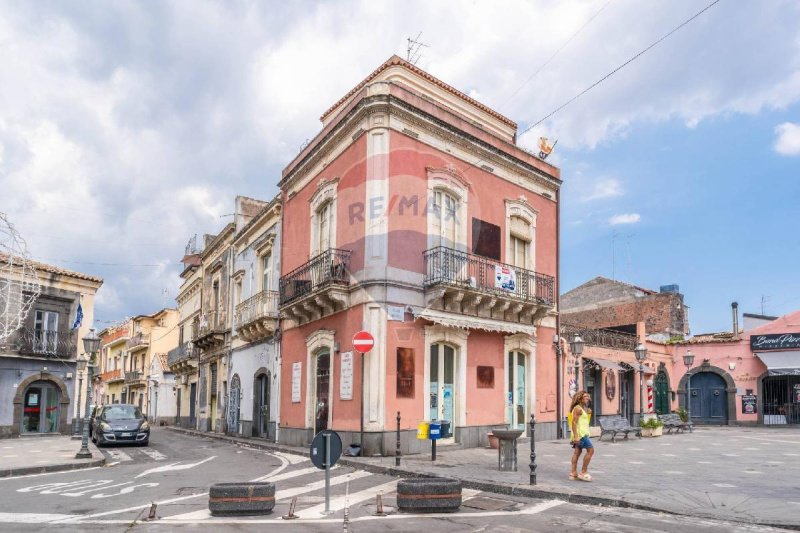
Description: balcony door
xmin=33 ymin=310 xmax=59 ymax=354
xmin=431 ymin=191 xmax=458 ymax=249
xmin=429 ymin=343 xmax=457 ymax=443
xmin=313 ymin=351 xmax=331 ymax=435
xmin=507 ymin=351 xmax=528 ymax=430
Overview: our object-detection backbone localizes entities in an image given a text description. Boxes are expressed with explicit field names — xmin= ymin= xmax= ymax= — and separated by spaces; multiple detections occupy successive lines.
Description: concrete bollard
xmin=396 ymin=477 xmax=462 ymax=513
xmin=208 ymin=482 xmax=276 ymax=516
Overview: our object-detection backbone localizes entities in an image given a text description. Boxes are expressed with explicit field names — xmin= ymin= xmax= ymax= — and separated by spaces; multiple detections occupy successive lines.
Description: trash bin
xmin=429 ymin=422 xmax=442 ymax=440
xmin=416 ymin=421 xmax=430 ymax=440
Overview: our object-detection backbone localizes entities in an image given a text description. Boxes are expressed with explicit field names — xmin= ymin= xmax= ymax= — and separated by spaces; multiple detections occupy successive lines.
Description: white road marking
xmin=462 ymin=488 xmax=482 ymax=499
xmin=105 ymin=450 xmax=132 ymax=462
xmin=767 ymin=461 xmax=783 ymax=464
xmin=301 ymin=479 xmax=399 ymax=519
xmin=743 ymin=447 xmax=760 ymax=451
xmin=138 ymin=448 xmax=167 ymax=461
xmin=697 ymin=461 xmax=713 ymax=464
xmin=689 ymin=448 xmax=702 ymax=451
xmin=628 ymin=461 xmax=644 ymax=464
xmin=135 ymin=456 xmax=215 ymax=478
xmin=783 ymin=453 xmax=800 ymax=456
xmin=272 ymin=451 xmax=307 ymax=465
xmin=743 ymin=471 xmax=763 ymax=474
xmin=256 ymin=465 xmax=337 ymax=483
xmin=0 ymin=513 xmax=78 ymax=523
xmin=741 ymin=436 xmax=800 ymax=445
xmin=0 ymin=467 xmax=102 ymax=482
xmin=662 ymin=454 xmax=677 ymax=457
xmin=712 ymin=483 xmax=736 ymax=488
xmin=664 ymin=471 xmax=684 ymax=474
xmin=722 ymin=453 xmax=739 ymax=457
xmin=604 ymin=454 xmax=616 ymax=457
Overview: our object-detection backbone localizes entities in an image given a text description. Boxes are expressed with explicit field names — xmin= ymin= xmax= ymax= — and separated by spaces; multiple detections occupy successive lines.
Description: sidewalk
xmin=0 ymin=436 xmax=105 ymax=477
xmin=167 ymin=425 xmax=800 ymax=529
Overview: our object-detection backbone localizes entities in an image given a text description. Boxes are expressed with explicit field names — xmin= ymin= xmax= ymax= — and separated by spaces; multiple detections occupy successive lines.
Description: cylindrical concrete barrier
xmin=396 ymin=477 xmax=462 ymax=513
xmin=208 ymin=482 xmax=275 ymax=516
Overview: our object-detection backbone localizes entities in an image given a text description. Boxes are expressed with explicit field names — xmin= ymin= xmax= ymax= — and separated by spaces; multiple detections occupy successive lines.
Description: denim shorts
xmin=576 ymin=436 xmax=593 ymax=449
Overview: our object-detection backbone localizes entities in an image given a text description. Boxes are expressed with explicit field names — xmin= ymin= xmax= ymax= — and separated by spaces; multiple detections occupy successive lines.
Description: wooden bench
xmin=659 ymin=413 xmax=693 ymax=433
xmin=598 ymin=415 xmax=642 ymax=442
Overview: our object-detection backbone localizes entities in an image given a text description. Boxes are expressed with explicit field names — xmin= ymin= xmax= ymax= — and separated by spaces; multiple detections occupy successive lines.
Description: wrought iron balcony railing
xmin=235 ymin=290 xmax=279 ymax=329
xmin=561 ymin=324 xmax=638 ymax=351
xmin=11 ymin=328 xmax=76 ymax=359
xmin=126 ymin=332 xmax=150 ymax=350
xmin=167 ymin=342 xmax=196 ymax=366
xmin=125 ymin=370 xmax=144 ymax=384
xmin=195 ymin=310 xmax=226 ymax=338
xmin=423 ymin=246 xmax=555 ymax=306
xmin=99 ymin=369 xmax=123 ymax=383
xmin=279 ymin=248 xmax=351 ymax=306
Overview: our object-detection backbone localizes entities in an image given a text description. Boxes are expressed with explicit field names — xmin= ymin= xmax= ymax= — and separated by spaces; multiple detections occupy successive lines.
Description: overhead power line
xmin=520 ymin=0 xmax=722 ymax=135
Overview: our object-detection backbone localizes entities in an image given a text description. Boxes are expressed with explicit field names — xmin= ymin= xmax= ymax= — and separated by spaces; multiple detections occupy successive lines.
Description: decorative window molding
xmin=422 ymin=324 xmax=468 ymax=427
xmin=309 ymin=178 xmax=339 ymax=256
xmin=305 ymin=329 xmax=336 ymax=429
xmin=505 ymin=198 xmax=538 ymax=270
xmin=503 ymin=333 xmax=537 ymax=426
xmin=426 ymin=167 xmax=469 ymax=251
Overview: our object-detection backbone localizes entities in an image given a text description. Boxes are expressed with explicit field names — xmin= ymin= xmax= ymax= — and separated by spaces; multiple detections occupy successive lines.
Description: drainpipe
xmin=555 ymin=186 xmax=562 ymax=440
xmin=732 ymin=301 xmax=739 ymax=340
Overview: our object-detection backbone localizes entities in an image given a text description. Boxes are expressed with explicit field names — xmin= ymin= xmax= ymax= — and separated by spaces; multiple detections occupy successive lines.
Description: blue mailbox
xmin=429 ymin=422 xmax=442 ymax=440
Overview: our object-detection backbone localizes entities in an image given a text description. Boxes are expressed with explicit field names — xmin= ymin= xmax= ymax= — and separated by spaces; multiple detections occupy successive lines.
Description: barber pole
xmin=648 ymin=385 xmax=654 ymax=413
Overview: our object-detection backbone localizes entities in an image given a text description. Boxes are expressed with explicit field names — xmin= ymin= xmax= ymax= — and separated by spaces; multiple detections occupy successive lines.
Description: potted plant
xmin=675 ymin=407 xmax=688 ymax=423
xmin=639 ymin=417 xmax=664 ymax=437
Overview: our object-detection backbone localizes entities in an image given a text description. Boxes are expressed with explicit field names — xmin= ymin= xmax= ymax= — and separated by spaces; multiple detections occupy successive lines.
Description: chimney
xmin=732 ymin=301 xmax=739 ymax=339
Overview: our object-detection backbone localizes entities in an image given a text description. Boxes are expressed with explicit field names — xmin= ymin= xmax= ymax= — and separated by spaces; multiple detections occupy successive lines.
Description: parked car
xmin=91 ymin=404 xmax=150 ymax=446
xmin=87 ymin=404 xmax=100 ymax=439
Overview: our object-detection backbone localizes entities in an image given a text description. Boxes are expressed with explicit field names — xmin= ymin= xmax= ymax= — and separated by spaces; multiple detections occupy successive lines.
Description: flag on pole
xmin=71 ymin=302 xmax=83 ymax=331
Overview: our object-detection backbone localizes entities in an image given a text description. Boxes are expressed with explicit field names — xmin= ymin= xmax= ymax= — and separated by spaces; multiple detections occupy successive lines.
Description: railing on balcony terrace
xmin=126 ymin=332 xmax=150 ymax=349
xmin=167 ymin=342 xmax=196 ymax=366
xmin=561 ymin=324 xmax=638 ymax=351
xmin=195 ymin=310 xmax=227 ymax=338
xmin=279 ymin=248 xmax=351 ymax=306
xmin=423 ymin=246 xmax=555 ymax=306
xmin=235 ymin=290 xmax=279 ymax=329
xmin=125 ymin=370 xmax=143 ymax=383
xmin=11 ymin=328 xmax=76 ymax=358
xmin=99 ymin=369 xmax=123 ymax=382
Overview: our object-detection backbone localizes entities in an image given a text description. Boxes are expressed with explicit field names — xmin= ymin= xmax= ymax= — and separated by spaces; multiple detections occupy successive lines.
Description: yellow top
xmin=570 ymin=407 xmax=591 ymax=440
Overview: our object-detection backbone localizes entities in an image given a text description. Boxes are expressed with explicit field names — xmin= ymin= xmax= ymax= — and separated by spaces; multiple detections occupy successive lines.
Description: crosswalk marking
xmin=105 ymin=450 xmax=132 ymax=462
xmin=138 ymin=448 xmax=166 ymax=461
xmin=255 ymin=465 xmax=337 ymax=483
xmin=301 ymin=479 xmax=398 ymax=518
xmin=272 ymin=451 xmax=307 ymax=465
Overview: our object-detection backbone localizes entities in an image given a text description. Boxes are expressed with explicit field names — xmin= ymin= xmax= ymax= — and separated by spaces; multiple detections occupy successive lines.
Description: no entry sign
xmin=352 ymin=331 xmax=375 ymax=353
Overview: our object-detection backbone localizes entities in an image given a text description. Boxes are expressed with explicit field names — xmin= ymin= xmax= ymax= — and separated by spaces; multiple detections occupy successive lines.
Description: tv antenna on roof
xmin=406 ymin=32 xmax=428 ymax=65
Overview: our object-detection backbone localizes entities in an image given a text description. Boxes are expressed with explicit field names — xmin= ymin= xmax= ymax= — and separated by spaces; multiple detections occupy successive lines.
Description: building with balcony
xmin=278 ymin=56 xmax=561 ymax=453
xmin=97 ymin=323 xmax=131 ymax=406
xmin=229 ymin=195 xmax=282 ymax=440
xmin=147 ymin=352 xmax=175 ymax=426
xmin=0 ymin=254 xmax=102 ymax=437
xmin=173 ymin=239 xmax=203 ymax=429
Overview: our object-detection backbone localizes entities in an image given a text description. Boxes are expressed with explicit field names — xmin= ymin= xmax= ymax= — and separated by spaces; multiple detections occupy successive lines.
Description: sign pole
xmin=360 ymin=351 xmax=365 ymax=452
xmin=352 ymin=330 xmax=374 ymax=456
xmin=324 ymin=432 xmax=331 ymax=514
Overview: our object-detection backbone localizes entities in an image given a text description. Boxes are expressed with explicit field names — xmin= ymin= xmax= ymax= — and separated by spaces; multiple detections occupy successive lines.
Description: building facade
xmin=0 ymin=256 xmax=102 ymax=437
xmin=97 ymin=323 xmax=131 ymax=406
xmin=277 ymin=56 xmax=561 ymax=454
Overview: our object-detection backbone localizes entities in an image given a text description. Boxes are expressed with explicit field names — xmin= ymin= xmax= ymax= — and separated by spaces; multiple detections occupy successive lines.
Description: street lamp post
xmin=552 ymin=334 xmax=563 ymax=439
xmin=76 ymin=329 xmax=101 ymax=459
xmin=569 ymin=333 xmax=584 ymax=393
xmin=683 ymin=350 xmax=695 ymax=422
xmin=72 ymin=358 xmax=86 ymax=440
xmin=634 ymin=342 xmax=648 ymax=425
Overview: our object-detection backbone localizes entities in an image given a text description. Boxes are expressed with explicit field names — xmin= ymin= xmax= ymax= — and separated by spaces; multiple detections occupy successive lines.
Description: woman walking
xmin=569 ymin=390 xmax=594 ymax=481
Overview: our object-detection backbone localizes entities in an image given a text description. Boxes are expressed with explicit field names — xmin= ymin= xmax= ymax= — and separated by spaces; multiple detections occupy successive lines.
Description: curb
xmin=165 ymin=427 xmax=800 ymax=531
xmin=0 ymin=456 xmax=106 ymax=478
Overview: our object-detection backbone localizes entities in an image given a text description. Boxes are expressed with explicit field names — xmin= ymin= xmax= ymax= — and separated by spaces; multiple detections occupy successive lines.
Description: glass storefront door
xmin=314 ymin=351 xmax=330 ymax=435
xmin=22 ymin=381 xmax=60 ymax=434
xmin=507 ymin=351 xmax=527 ymax=430
xmin=430 ymin=343 xmax=456 ymax=442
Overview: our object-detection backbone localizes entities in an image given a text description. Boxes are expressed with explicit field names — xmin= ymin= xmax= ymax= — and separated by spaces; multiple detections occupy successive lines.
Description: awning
xmin=755 ymin=351 xmax=800 ymax=376
xmin=585 ymin=358 xmax=627 ymax=372
xmin=414 ymin=308 xmax=536 ymax=336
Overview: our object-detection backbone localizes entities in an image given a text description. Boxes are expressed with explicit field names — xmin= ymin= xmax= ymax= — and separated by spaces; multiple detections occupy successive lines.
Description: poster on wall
xmin=291 ymin=362 xmax=302 ymax=403
xmin=397 ymin=348 xmax=415 ymax=398
xmin=495 ymin=265 xmax=516 ymax=292
xmin=741 ymin=394 xmax=757 ymax=414
xmin=340 ymin=352 xmax=353 ymax=400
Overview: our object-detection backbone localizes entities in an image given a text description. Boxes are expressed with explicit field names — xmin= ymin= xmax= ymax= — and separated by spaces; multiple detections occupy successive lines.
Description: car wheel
xmin=139 ymin=440 xmax=149 ymax=447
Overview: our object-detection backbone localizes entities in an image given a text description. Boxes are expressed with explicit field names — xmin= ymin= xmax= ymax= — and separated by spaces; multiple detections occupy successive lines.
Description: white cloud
xmin=609 ymin=213 xmax=641 ymax=225
xmin=774 ymin=122 xmax=800 ymax=155
xmin=580 ymin=178 xmax=623 ymax=202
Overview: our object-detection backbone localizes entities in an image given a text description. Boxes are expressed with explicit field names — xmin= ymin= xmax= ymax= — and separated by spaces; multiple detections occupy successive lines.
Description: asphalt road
xmin=0 ymin=429 xmax=787 ymax=532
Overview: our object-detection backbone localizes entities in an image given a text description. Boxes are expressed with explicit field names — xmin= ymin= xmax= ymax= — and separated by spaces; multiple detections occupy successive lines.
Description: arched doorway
xmin=690 ymin=371 xmax=728 ymax=424
xmin=228 ymin=374 xmax=241 ymax=435
xmin=654 ymin=366 xmax=670 ymax=414
xmin=254 ymin=370 xmax=272 ymax=439
xmin=313 ymin=351 xmax=330 ymax=435
xmin=21 ymin=381 xmax=61 ymax=434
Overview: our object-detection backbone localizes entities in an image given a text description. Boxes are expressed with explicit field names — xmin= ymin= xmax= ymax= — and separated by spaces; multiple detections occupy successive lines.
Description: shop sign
xmin=741 ymin=394 xmax=757 ymax=415
xmin=750 ymin=333 xmax=800 ymax=351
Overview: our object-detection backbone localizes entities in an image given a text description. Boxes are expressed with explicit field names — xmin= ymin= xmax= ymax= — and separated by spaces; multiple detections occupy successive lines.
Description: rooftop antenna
xmin=761 ymin=294 xmax=770 ymax=315
xmin=406 ymin=32 xmax=428 ymax=65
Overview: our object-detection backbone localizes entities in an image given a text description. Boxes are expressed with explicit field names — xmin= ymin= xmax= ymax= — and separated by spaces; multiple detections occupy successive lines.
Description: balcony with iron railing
xmin=99 ymin=369 xmax=124 ymax=383
xmin=167 ymin=342 xmax=196 ymax=369
xmin=235 ymin=290 xmax=279 ymax=342
xmin=561 ymin=324 xmax=638 ymax=351
xmin=193 ymin=310 xmax=228 ymax=351
xmin=125 ymin=370 xmax=145 ymax=386
xmin=9 ymin=328 xmax=76 ymax=359
xmin=279 ymin=248 xmax=351 ymax=325
xmin=422 ymin=246 xmax=556 ymax=324
xmin=126 ymin=332 xmax=150 ymax=351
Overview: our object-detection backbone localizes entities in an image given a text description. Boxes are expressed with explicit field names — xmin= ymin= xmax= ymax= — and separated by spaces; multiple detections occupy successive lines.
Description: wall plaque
xmin=291 ymin=362 xmax=302 ymax=403
xmin=340 ymin=351 xmax=353 ymax=400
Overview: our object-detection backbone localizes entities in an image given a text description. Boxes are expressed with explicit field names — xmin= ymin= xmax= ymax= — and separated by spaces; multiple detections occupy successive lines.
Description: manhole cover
xmin=175 ymin=487 xmax=205 ymax=495
xmin=462 ymin=496 xmax=519 ymax=511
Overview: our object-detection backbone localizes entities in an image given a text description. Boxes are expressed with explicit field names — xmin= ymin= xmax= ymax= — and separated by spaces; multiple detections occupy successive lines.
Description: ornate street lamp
xmin=570 ymin=333 xmax=584 ymax=392
xmin=634 ymin=342 xmax=648 ymax=424
xmin=683 ymin=350 xmax=695 ymax=422
xmin=76 ymin=329 xmax=100 ymax=459
xmin=552 ymin=334 xmax=563 ymax=439
xmin=72 ymin=356 xmax=87 ymax=440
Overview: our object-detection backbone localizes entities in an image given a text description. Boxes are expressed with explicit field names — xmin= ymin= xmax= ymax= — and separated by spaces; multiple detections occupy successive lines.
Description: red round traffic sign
xmin=352 ymin=331 xmax=375 ymax=353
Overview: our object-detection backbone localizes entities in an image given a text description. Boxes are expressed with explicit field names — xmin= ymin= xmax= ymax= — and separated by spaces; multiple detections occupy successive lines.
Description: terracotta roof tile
xmin=0 ymin=252 xmax=103 ymax=284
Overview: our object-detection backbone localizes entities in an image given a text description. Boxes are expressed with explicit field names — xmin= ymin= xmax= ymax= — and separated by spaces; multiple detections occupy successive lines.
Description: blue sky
xmin=0 ymin=0 xmax=798 ymax=334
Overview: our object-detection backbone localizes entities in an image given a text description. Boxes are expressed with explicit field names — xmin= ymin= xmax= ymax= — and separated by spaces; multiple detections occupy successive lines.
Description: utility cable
xmin=520 ymin=0 xmax=722 ymax=135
